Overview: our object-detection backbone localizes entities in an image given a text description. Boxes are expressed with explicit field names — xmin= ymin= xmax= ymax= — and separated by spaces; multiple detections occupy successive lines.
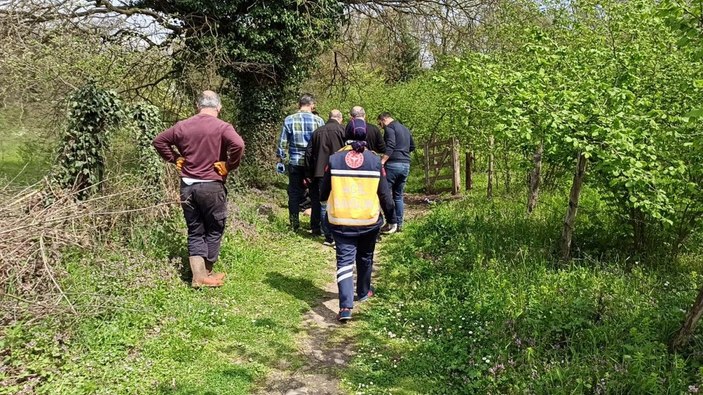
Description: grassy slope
xmin=1 ymin=191 xmax=336 ymax=394
xmin=343 ymin=186 xmax=703 ymax=394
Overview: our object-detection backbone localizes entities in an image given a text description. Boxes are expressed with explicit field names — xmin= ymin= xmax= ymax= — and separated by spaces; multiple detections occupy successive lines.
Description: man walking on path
xmin=305 ymin=109 xmax=345 ymax=246
xmin=153 ymin=91 xmax=245 ymax=288
xmin=347 ymin=106 xmax=385 ymax=155
xmin=321 ymin=126 xmax=397 ymax=322
xmin=277 ymin=94 xmax=325 ymax=231
xmin=378 ymin=112 xmax=415 ymax=232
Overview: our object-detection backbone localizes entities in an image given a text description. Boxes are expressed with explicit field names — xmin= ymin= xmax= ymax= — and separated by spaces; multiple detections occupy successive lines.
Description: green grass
xmin=1 ymin=191 xmax=335 ymax=394
xmin=343 ymin=187 xmax=703 ymax=394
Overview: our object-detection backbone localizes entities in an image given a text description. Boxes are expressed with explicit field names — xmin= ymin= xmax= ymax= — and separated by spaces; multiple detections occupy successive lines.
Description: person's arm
xmin=320 ymin=163 xmax=332 ymax=202
xmin=377 ymin=167 xmax=397 ymax=224
xmin=152 ymin=125 xmax=180 ymax=163
xmin=373 ymin=126 xmax=386 ymax=155
xmin=223 ymin=125 xmax=246 ymax=172
xmin=409 ymin=132 xmax=416 ymax=153
xmin=276 ymin=121 xmax=289 ymax=161
xmin=382 ymin=126 xmax=396 ymax=164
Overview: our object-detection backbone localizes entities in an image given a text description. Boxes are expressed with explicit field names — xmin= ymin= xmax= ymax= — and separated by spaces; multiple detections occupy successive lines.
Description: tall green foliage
xmin=136 ymin=0 xmax=344 ymax=182
xmin=54 ymin=84 xmax=123 ymax=200
xmin=437 ymin=0 xmax=703 ymax=256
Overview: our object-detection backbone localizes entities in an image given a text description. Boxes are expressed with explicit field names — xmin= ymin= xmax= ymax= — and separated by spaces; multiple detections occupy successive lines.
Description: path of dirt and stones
xmin=256 ymin=194 xmax=443 ymax=394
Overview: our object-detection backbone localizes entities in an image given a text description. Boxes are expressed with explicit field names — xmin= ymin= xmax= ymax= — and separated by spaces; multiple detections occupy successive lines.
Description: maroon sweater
xmin=153 ymin=113 xmax=245 ymax=181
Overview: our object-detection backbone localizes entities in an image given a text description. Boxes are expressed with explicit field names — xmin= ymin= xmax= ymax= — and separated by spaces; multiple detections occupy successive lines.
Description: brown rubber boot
xmin=205 ymin=260 xmax=226 ymax=281
xmin=190 ymin=256 xmax=223 ymax=288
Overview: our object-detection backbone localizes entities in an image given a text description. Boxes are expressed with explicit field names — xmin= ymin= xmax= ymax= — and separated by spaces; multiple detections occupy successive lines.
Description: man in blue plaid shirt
xmin=277 ymin=94 xmax=325 ymax=230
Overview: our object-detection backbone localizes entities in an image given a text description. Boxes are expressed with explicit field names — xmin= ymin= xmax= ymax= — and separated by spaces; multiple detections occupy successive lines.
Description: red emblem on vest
xmin=345 ymin=151 xmax=364 ymax=169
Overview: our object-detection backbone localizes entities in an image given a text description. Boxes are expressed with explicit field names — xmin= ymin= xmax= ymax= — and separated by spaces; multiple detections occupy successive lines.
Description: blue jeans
xmin=287 ymin=165 xmax=306 ymax=229
xmin=333 ymin=229 xmax=379 ymax=309
xmin=385 ymin=162 xmax=410 ymax=227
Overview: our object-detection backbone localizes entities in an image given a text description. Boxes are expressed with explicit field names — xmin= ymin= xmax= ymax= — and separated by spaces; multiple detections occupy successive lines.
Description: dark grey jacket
xmin=383 ymin=120 xmax=415 ymax=164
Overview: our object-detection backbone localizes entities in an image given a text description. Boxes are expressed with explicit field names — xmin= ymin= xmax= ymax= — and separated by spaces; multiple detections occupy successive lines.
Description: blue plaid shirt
xmin=277 ymin=111 xmax=325 ymax=166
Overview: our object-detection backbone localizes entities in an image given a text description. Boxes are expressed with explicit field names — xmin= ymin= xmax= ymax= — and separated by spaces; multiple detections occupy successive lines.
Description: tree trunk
xmin=630 ymin=206 xmax=646 ymax=252
xmin=424 ymin=141 xmax=431 ymax=193
xmin=527 ymin=142 xmax=544 ymax=214
xmin=503 ymin=147 xmax=511 ymax=192
xmin=487 ymin=135 xmax=494 ymax=199
xmin=465 ymin=151 xmax=474 ymax=191
xmin=670 ymin=285 xmax=703 ymax=352
xmin=560 ymin=153 xmax=587 ymax=261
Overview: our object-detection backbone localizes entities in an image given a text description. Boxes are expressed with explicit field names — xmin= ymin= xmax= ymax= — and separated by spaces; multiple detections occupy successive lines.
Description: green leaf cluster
xmin=436 ymin=0 xmax=703 ymax=250
xmin=53 ymin=83 xmax=124 ymax=200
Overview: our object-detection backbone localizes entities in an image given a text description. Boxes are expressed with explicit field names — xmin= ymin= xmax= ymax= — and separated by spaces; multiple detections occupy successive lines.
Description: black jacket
xmin=383 ymin=120 xmax=415 ymax=163
xmin=365 ymin=124 xmax=386 ymax=155
xmin=305 ymin=120 xmax=345 ymax=178
xmin=343 ymin=120 xmax=386 ymax=155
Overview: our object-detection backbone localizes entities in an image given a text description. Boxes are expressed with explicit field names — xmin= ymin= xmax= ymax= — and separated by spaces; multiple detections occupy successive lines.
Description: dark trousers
xmin=333 ymin=229 xmax=379 ymax=309
xmin=309 ymin=177 xmax=331 ymax=239
xmin=180 ymin=181 xmax=227 ymax=262
xmin=287 ymin=165 xmax=306 ymax=229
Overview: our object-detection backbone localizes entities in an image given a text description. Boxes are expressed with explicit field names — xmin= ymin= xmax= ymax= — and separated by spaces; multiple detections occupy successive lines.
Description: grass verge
xmin=343 ymin=189 xmax=703 ymax=394
xmin=1 ymin=189 xmax=335 ymax=394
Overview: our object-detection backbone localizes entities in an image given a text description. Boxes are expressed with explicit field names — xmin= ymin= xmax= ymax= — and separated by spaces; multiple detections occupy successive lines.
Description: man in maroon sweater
xmin=153 ymin=91 xmax=245 ymax=288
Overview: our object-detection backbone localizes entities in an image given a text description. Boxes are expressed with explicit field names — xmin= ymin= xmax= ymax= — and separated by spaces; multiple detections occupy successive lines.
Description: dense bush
xmin=344 ymin=191 xmax=703 ymax=394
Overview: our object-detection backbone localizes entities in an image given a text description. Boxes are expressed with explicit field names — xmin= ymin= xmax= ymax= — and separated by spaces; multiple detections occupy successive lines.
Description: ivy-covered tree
xmin=128 ymin=0 xmax=343 ymax=183
xmin=54 ymin=83 xmax=123 ymax=200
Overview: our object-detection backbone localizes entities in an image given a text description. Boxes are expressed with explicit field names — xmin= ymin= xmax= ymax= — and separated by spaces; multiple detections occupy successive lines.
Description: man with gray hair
xmin=347 ymin=106 xmax=385 ymax=155
xmin=305 ymin=109 xmax=345 ymax=245
xmin=153 ymin=90 xmax=245 ymax=288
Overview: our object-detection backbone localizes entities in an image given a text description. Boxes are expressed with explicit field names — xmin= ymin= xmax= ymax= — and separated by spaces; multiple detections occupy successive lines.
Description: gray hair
xmin=197 ymin=90 xmax=221 ymax=109
xmin=350 ymin=106 xmax=366 ymax=118
xmin=329 ymin=109 xmax=343 ymax=121
xmin=299 ymin=93 xmax=316 ymax=107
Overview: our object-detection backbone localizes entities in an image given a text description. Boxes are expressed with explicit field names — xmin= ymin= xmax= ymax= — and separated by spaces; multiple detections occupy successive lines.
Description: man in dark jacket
xmin=320 ymin=126 xmax=397 ymax=322
xmin=305 ymin=109 xmax=345 ymax=245
xmin=379 ymin=112 xmax=415 ymax=232
xmin=348 ymin=106 xmax=385 ymax=155
xmin=153 ymin=90 xmax=245 ymax=288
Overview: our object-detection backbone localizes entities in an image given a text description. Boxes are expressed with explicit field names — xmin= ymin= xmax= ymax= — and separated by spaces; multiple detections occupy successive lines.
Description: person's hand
xmin=303 ymin=178 xmax=312 ymax=188
xmin=176 ymin=157 xmax=185 ymax=172
xmin=276 ymin=162 xmax=286 ymax=174
xmin=214 ymin=161 xmax=229 ymax=176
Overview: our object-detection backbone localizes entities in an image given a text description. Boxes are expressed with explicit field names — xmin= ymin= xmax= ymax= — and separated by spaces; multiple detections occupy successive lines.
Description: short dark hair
xmin=299 ymin=93 xmax=315 ymax=107
xmin=377 ymin=112 xmax=392 ymax=121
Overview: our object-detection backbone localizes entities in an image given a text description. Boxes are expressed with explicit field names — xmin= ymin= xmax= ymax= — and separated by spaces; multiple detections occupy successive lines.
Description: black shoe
xmin=310 ymin=229 xmax=322 ymax=236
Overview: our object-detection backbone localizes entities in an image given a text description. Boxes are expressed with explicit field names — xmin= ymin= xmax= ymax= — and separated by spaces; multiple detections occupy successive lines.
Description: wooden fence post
xmin=451 ymin=138 xmax=460 ymax=195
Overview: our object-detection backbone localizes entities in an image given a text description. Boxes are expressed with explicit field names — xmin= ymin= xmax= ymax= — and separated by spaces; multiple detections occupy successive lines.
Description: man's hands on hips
xmin=214 ymin=161 xmax=229 ymax=176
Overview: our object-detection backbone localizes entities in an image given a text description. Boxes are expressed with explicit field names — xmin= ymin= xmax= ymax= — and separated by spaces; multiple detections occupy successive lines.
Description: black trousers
xmin=180 ymin=181 xmax=227 ymax=262
xmin=287 ymin=165 xmax=306 ymax=229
